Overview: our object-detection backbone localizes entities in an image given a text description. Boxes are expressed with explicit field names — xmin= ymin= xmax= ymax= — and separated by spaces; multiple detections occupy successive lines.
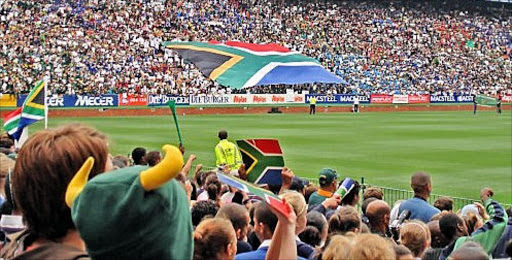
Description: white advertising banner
xmin=392 ymin=94 xmax=409 ymax=104
xmin=190 ymin=94 xmax=305 ymax=105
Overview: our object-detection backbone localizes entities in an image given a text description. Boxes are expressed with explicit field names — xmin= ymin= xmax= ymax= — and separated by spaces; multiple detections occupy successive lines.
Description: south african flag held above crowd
xmin=164 ymin=41 xmax=345 ymax=88
xmin=2 ymin=79 xmax=47 ymax=140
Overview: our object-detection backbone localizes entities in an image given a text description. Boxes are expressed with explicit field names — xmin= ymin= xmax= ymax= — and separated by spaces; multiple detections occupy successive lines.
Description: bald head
xmin=366 ymin=200 xmax=391 ymax=228
xmin=411 ymin=172 xmax=432 ymax=195
xmin=449 ymin=242 xmax=488 ymax=260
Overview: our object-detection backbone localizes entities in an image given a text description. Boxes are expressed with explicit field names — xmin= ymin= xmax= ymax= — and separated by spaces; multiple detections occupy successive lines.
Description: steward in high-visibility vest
xmin=309 ymin=97 xmax=317 ymax=115
xmin=215 ymin=130 xmax=243 ymax=170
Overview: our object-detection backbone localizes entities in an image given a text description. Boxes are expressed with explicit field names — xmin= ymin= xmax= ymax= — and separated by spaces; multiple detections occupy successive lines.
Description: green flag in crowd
xmin=467 ymin=40 xmax=475 ymax=48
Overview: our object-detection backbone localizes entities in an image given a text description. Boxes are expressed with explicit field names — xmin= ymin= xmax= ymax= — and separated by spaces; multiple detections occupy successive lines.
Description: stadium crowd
xmin=1 ymin=0 xmax=511 ymax=97
xmin=0 ymin=125 xmax=511 ymax=260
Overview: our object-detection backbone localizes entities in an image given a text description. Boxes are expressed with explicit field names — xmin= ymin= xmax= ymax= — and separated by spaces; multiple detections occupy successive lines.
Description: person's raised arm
xmin=266 ymin=198 xmax=298 ymax=260
xmin=180 ymin=154 xmax=196 ymax=177
xmin=279 ymin=167 xmax=294 ymax=195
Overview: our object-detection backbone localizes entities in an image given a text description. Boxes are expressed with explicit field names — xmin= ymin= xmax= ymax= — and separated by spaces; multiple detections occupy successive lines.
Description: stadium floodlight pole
xmin=167 ymin=100 xmax=183 ymax=146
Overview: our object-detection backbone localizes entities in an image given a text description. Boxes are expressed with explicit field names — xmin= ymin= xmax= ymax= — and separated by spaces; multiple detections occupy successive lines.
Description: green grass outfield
xmin=5 ymin=110 xmax=512 ymax=204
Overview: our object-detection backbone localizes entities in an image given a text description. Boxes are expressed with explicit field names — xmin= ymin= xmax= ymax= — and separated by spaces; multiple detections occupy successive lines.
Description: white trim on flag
xmin=242 ymin=61 xmax=322 ymax=88
xmin=216 ymin=43 xmax=300 ymax=56
xmin=254 ymin=166 xmax=285 ymax=184
xmin=4 ymin=115 xmax=20 ymax=127
xmin=20 ymin=113 xmax=45 ymax=121
xmin=7 ymin=127 xmax=18 ymax=135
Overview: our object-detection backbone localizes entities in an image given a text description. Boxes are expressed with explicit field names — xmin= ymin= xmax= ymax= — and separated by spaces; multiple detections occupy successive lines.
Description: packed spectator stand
xmin=1 ymin=0 xmax=511 ymax=98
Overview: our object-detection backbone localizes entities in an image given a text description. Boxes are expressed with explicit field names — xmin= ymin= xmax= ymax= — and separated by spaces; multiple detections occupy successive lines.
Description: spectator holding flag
xmin=308 ymin=169 xmax=339 ymax=208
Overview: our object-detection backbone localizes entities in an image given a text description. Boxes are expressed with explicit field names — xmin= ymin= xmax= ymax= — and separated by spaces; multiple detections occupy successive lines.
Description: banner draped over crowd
xmin=164 ymin=41 xmax=345 ymax=88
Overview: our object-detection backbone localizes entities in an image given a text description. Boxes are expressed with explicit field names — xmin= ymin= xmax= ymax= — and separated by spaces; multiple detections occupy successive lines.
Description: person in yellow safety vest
xmin=310 ymin=96 xmax=317 ymax=115
xmin=215 ymin=130 xmax=243 ymax=170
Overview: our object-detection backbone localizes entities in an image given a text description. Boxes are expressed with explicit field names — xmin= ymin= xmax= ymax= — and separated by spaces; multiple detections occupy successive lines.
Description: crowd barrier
xmin=10 ymin=93 xmax=511 ymax=108
xmin=302 ymin=177 xmax=511 ymax=210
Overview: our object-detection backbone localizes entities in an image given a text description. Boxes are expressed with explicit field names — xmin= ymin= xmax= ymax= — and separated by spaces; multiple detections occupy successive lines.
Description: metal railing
xmin=300 ymin=177 xmax=511 ymax=210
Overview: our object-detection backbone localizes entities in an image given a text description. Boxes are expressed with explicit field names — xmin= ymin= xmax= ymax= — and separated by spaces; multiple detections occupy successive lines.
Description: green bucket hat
xmin=66 ymin=145 xmax=192 ymax=260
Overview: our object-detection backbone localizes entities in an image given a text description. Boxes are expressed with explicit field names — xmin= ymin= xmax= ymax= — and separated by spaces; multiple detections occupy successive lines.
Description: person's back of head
xmin=449 ymin=241 xmax=489 ymax=260
xmin=399 ymin=220 xmax=431 ymax=258
xmin=439 ymin=213 xmax=467 ymax=242
xmin=131 ymin=147 xmax=147 ymax=165
xmin=280 ymin=191 xmax=307 ymax=234
xmin=191 ymin=200 xmax=219 ymax=227
xmin=434 ymin=196 xmax=453 ymax=212
xmin=200 ymin=171 xmax=216 ymax=188
xmin=363 ymin=187 xmax=384 ymax=200
xmin=112 ymin=155 xmax=131 ymax=168
xmin=0 ymin=138 xmax=14 ymax=150
xmin=254 ymin=202 xmax=278 ymax=241
xmin=317 ymin=168 xmax=338 ymax=191
xmin=321 ymin=235 xmax=353 ymax=260
xmin=290 ymin=176 xmax=307 ymax=194
xmin=13 ymin=124 xmax=109 ymax=241
xmin=144 ymin=151 xmax=161 ymax=167
xmin=349 ymin=234 xmax=396 ymax=260
xmin=194 ymin=218 xmax=237 ymax=260
xmin=216 ymin=203 xmax=250 ymax=240
xmin=362 ymin=197 xmax=379 ymax=215
xmin=304 ymin=184 xmax=318 ymax=203
xmin=394 ymin=245 xmax=413 ymax=260
xmin=366 ymin=200 xmax=391 ymax=231
xmin=204 ymin=174 xmax=222 ymax=201
xmin=462 ymin=211 xmax=483 ymax=235
xmin=328 ymin=206 xmax=361 ymax=235
xmin=427 ymin=220 xmax=449 ymax=249
xmin=299 ymin=226 xmax=322 ymax=247
xmin=302 ymin=211 xmax=328 ymax=246
xmin=218 ymin=130 xmax=228 ymax=140
xmin=411 ymin=172 xmax=432 ymax=196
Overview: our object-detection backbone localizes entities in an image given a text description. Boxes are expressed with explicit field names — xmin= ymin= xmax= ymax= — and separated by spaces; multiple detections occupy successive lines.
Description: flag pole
xmin=44 ymin=78 xmax=48 ymax=129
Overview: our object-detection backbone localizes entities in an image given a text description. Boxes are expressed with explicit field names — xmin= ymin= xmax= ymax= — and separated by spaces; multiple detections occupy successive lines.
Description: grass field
xmin=7 ymin=110 xmax=512 ymax=204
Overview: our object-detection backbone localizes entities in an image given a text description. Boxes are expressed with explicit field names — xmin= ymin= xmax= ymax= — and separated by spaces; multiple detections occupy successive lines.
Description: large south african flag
xmin=164 ymin=41 xmax=345 ymax=88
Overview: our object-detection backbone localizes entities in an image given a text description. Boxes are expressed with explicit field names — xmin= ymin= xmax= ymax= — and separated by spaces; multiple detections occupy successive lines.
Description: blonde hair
xmin=322 ymin=235 xmax=353 ymax=260
xmin=280 ymin=191 xmax=307 ymax=217
xmin=194 ymin=218 xmax=235 ymax=260
xmin=349 ymin=234 xmax=396 ymax=260
xmin=0 ymin=153 xmax=14 ymax=178
xmin=400 ymin=220 xmax=431 ymax=257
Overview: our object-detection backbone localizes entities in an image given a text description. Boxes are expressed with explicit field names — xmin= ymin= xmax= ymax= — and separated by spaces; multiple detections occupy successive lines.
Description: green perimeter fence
xmin=300 ymin=177 xmax=511 ymax=210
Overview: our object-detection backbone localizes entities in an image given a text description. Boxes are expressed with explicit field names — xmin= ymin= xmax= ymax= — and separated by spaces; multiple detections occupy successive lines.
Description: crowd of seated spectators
xmin=1 ymin=0 xmax=510 ymax=98
xmin=0 ymin=125 xmax=511 ymax=260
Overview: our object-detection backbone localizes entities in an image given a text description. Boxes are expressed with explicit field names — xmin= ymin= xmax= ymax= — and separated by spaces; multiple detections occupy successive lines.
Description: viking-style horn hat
xmin=66 ymin=145 xmax=193 ymax=260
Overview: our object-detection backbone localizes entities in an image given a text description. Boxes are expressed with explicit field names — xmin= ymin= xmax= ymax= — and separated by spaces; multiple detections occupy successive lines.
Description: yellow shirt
xmin=215 ymin=139 xmax=243 ymax=170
